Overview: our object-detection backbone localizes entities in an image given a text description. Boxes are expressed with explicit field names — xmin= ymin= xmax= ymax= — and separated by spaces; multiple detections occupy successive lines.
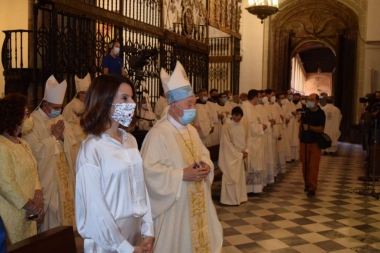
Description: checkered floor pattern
xmin=212 ymin=143 xmax=380 ymax=253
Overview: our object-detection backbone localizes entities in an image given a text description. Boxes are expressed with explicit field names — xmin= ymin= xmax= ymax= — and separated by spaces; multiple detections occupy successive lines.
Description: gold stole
xmin=175 ymin=133 xmax=211 ymax=253
xmin=55 ymin=140 xmax=76 ymax=228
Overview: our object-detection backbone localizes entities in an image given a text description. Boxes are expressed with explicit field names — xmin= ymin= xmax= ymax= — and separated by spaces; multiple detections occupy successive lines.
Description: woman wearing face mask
xmin=102 ymin=39 xmax=127 ymax=76
xmin=76 ymin=75 xmax=154 ymax=253
xmin=0 ymin=93 xmax=44 ymax=245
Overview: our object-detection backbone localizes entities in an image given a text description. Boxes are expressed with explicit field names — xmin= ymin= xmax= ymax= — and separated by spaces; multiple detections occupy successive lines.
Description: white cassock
xmin=256 ymin=104 xmax=275 ymax=185
xmin=154 ymin=96 xmax=168 ymax=120
xmin=138 ymin=106 xmax=157 ymax=131
xmin=194 ymin=102 xmax=214 ymax=147
xmin=217 ymin=103 xmax=229 ymax=140
xmin=76 ymin=129 xmax=154 ymax=253
xmin=322 ymin=104 xmax=342 ymax=153
xmin=140 ymin=114 xmax=223 ymax=253
xmin=22 ymin=108 xmax=77 ymax=232
xmin=288 ymin=101 xmax=302 ymax=160
xmin=225 ymin=100 xmax=239 ymax=113
xmin=241 ymin=101 xmax=265 ymax=193
xmin=62 ymin=97 xmax=85 ymax=157
xmin=207 ymin=101 xmax=220 ymax=146
xmin=219 ymin=118 xmax=250 ymax=205
xmin=281 ymin=99 xmax=292 ymax=162
xmin=273 ymin=102 xmax=286 ymax=173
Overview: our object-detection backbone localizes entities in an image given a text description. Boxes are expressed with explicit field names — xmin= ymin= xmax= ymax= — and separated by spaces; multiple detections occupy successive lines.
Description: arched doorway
xmin=271 ymin=0 xmax=358 ymax=140
xmin=290 ymin=41 xmax=336 ymax=96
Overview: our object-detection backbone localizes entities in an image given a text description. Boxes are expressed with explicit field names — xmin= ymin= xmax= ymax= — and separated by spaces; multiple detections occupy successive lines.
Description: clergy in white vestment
xmin=22 ymin=75 xmax=77 ymax=232
xmin=62 ymin=73 xmax=91 ymax=153
xmin=282 ymin=95 xmax=292 ymax=162
xmin=194 ymin=89 xmax=214 ymax=147
xmin=219 ymin=106 xmax=250 ymax=205
xmin=273 ymin=93 xmax=287 ymax=173
xmin=76 ymin=75 xmax=154 ymax=253
xmin=288 ymin=93 xmax=302 ymax=161
xmin=207 ymin=89 xmax=222 ymax=146
xmin=141 ymin=61 xmax=223 ymax=253
xmin=257 ymin=96 xmax=276 ymax=185
xmin=154 ymin=90 xmax=168 ymax=120
xmin=322 ymin=97 xmax=342 ymax=153
xmin=241 ymin=90 xmax=268 ymax=193
xmin=137 ymin=97 xmax=157 ymax=130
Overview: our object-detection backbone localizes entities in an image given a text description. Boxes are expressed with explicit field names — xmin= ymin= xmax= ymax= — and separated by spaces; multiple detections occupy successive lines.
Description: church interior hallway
xmin=212 ymin=143 xmax=380 ymax=253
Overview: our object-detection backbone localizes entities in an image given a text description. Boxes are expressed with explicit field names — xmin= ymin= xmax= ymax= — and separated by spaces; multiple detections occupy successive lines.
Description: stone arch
xmin=270 ymin=0 xmax=358 ymax=140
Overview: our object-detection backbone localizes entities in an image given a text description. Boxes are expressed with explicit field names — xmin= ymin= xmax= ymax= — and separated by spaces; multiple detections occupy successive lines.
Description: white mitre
xmin=75 ymin=73 xmax=91 ymax=93
xmin=160 ymin=61 xmax=194 ymax=104
xmin=44 ymin=75 xmax=67 ymax=104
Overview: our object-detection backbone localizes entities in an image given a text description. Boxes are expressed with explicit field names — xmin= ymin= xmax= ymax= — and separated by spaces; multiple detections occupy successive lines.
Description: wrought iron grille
xmin=162 ymin=40 xmax=208 ymax=94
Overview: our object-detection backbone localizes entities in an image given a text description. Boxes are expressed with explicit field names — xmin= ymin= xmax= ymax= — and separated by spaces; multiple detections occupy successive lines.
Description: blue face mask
xmin=176 ymin=104 xmax=196 ymax=125
xmin=222 ymin=97 xmax=228 ymax=103
xmin=307 ymin=101 xmax=315 ymax=109
xmin=288 ymin=94 xmax=294 ymax=101
xmin=48 ymin=105 xmax=61 ymax=118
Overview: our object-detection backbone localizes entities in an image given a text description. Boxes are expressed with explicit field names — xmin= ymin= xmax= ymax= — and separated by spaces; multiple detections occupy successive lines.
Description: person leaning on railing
xmin=0 ymin=93 xmax=44 ymax=245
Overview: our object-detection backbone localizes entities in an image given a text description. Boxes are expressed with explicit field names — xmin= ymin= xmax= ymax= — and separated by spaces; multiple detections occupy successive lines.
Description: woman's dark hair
xmin=0 ymin=93 xmax=27 ymax=135
xmin=80 ymin=75 xmax=136 ymax=136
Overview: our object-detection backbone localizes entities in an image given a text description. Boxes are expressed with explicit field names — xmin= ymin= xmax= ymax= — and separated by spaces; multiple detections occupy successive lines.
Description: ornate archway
xmin=271 ymin=0 xmax=358 ymax=140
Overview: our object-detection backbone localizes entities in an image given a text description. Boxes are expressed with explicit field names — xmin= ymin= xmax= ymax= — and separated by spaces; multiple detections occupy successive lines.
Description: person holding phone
xmin=0 ymin=93 xmax=43 ymax=244
xmin=76 ymin=75 xmax=154 ymax=253
xmin=22 ymin=75 xmax=77 ymax=232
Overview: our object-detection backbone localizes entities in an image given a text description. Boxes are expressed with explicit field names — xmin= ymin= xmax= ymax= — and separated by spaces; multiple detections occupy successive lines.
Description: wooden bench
xmin=7 ymin=226 xmax=76 ymax=253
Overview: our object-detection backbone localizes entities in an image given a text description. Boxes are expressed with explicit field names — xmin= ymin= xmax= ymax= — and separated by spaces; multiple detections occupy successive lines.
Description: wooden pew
xmin=7 ymin=226 xmax=76 ymax=253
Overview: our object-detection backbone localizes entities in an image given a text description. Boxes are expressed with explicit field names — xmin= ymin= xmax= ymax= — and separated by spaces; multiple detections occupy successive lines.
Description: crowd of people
xmin=0 ymin=59 xmax=343 ymax=252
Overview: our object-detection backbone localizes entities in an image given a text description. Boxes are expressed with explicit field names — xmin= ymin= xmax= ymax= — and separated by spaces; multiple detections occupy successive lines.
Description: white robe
xmin=62 ymin=97 xmax=85 ymax=158
xmin=256 ymin=104 xmax=275 ymax=185
xmin=273 ymin=102 xmax=286 ymax=173
xmin=322 ymin=104 xmax=342 ymax=152
xmin=207 ymin=101 xmax=221 ymax=146
xmin=241 ymin=101 xmax=265 ymax=193
xmin=218 ymin=119 xmax=250 ymax=205
xmin=194 ymin=102 xmax=214 ymax=147
xmin=137 ymin=107 xmax=157 ymax=131
xmin=76 ymin=129 xmax=154 ymax=253
xmin=22 ymin=108 xmax=77 ymax=232
xmin=282 ymin=100 xmax=292 ymax=161
xmin=154 ymin=96 xmax=168 ymax=120
xmin=140 ymin=115 xmax=223 ymax=253
xmin=288 ymin=101 xmax=302 ymax=160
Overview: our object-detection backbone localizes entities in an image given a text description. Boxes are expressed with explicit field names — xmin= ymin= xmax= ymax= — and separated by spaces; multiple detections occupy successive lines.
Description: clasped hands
xmin=51 ymin=120 xmax=65 ymax=140
xmin=183 ymin=161 xmax=211 ymax=182
xmin=133 ymin=236 xmax=154 ymax=253
xmin=23 ymin=197 xmax=44 ymax=222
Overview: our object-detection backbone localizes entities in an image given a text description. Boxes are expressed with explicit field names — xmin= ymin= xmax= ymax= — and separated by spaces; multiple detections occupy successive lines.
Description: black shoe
xmin=323 ymin=151 xmax=328 ymax=155
xmin=304 ymin=187 xmax=309 ymax=192
xmin=307 ymin=190 xmax=315 ymax=197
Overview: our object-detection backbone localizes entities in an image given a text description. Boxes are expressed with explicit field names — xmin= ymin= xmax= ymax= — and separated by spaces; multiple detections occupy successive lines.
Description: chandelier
xmin=246 ymin=0 xmax=279 ymax=24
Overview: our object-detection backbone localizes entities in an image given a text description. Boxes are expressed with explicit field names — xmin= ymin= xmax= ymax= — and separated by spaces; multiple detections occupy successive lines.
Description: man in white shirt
xmin=219 ymin=106 xmax=250 ymax=205
xmin=322 ymin=97 xmax=342 ymax=154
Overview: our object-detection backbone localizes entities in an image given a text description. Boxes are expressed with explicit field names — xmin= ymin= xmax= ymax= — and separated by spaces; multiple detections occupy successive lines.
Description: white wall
xmin=367 ymin=0 xmax=380 ymax=42
xmin=239 ymin=0 xmax=264 ymax=93
xmin=0 ymin=0 xmax=29 ymax=97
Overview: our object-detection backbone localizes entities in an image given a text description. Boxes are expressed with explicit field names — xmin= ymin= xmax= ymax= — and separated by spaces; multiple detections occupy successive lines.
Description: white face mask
xmin=262 ymin=97 xmax=269 ymax=104
xmin=281 ymin=99 xmax=286 ymax=105
xmin=113 ymin=47 xmax=120 ymax=55
xmin=270 ymin=97 xmax=276 ymax=103
xmin=111 ymin=103 xmax=136 ymax=127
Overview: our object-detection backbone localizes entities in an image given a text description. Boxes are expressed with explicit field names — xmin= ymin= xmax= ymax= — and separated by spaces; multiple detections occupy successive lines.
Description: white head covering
xmin=160 ymin=61 xmax=194 ymax=104
xmin=75 ymin=73 xmax=91 ymax=93
xmin=44 ymin=75 xmax=67 ymax=104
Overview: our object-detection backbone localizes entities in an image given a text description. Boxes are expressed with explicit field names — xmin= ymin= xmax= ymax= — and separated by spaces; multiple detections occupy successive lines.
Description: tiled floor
xmin=212 ymin=143 xmax=380 ymax=253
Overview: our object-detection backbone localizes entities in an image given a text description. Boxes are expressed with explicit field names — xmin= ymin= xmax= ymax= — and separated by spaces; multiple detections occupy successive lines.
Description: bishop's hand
xmin=183 ymin=162 xmax=209 ymax=182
